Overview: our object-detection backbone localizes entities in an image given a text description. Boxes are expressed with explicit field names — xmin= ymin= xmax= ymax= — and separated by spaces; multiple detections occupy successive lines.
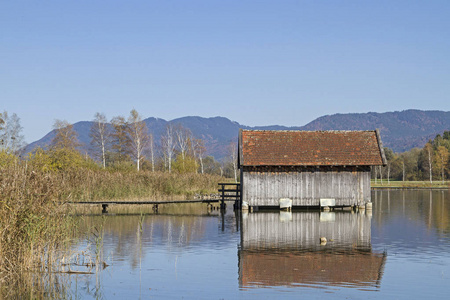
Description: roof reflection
xmin=239 ymin=211 xmax=386 ymax=289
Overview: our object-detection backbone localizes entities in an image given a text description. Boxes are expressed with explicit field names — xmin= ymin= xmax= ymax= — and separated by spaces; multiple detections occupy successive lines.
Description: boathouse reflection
xmin=238 ymin=211 xmax=386 ymax=289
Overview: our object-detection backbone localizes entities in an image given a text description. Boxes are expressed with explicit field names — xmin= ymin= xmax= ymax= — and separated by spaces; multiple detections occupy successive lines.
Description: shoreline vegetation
xmin=371 ymin=180 xmax=450 ymax=189
xmin=57 ymin=169 xmax=223 ymax=202
xmin=0 ymin=154 xmax=75 ymax=297
xmin=0 ymin=150 xmax=225 ymax=297
xmin=1 ymin=109 xmax=235 ymax=296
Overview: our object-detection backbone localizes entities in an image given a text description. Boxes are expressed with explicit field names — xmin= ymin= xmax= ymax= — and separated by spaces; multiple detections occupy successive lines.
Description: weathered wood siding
xmin=241 ymin=211 xmax=372 ymax=251
xmin=242 ymin=167 xmax=371 ymax=207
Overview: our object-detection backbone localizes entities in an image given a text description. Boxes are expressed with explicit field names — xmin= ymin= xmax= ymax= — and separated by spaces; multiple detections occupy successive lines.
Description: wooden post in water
xmin=220 ymin=184 xmax=226 ymax=210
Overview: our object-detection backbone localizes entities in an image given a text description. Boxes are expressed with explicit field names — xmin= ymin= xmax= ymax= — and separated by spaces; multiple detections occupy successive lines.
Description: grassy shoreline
xmin=371 ymin=180 xmax=450 ymax=189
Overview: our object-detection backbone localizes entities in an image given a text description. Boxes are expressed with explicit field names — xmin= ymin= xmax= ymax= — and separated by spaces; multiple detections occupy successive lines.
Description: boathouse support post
xmin=221 ymin=184 xmax=226 ymax=210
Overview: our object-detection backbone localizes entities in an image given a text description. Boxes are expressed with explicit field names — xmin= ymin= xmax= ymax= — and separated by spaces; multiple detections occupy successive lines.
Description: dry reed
xmin=0 ymin=157 xmax=77 ymax=297
xmin=57 ymin=169 xmax=223 ymax=202
xmin=1 ymin=153 xmax=224 ymax=295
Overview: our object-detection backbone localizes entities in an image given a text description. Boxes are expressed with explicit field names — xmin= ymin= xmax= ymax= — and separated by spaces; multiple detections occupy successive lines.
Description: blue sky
xmin=1 ymin=1 xmax=449 ymax=142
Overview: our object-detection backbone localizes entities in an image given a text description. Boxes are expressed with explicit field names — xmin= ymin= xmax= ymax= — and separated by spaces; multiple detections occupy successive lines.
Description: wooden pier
xmin=218 ymin=183 xmax=241 ymax=210
xmin=69 ymin=199 xmax=229 ymax=213
xmin=66 ymin=182 xmax=241 ymax=213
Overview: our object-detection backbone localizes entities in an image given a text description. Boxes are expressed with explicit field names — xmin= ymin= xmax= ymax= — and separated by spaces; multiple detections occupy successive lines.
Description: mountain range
xmin=25 ymin=110 xmax=450 ymax=160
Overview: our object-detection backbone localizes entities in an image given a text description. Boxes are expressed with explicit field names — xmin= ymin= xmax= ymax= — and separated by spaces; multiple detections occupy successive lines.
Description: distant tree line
xmin=88 ymin=110 xmax=238 ymax=179
xmin=0 ymin=110 xmax=238 ymax=180
xmin=12 ymin=109 xmax=450 ymax=183
xmin=375 ymin=131 xmax=450 ymax=183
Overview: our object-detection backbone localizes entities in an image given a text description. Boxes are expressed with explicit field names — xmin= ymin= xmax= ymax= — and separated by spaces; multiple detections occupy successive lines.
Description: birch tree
xmin=228 ymin=141 xmax=238 ymax=182
xmin=111 ymin=116 xmax=131 ymax=162
xmin=379 ymin=166 xmax=383 ymax=184
xmin=51 ymin=120 xmax=80 ymax=150
xmin=90 ymin=112 xmax=110 ymax=168
xmin=148 ymin=133 xmax=155 ymax=172
xmin=0 ymin=111 xmax=8 ymax=150
xmin=0 ymin=111 xmax=25 ymax=154
xmin=175 ymin=124 xmax=192 ymax=171
xmin=127 ymin=109 xmax=149 ymax=171
xmin=161 ymin=124 xmax=176 ymax=173
xmin=193 ymin=138 xmax=206 ymax=174
xmin=384 ymin=147 xmax=394 ymax=184
xmin=0 ymin=111 xmax=7 ymax=149
xmin=402 ymin=160 xmax=405 ymax=181
xmin=424 ymin=142 xmax=433 ymax=183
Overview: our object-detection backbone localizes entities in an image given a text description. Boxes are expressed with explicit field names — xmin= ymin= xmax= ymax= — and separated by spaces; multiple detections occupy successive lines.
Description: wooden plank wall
xmin=241 ymin=211 xmax=372 ymax=251
xmin=242 ymin=169 xmax=371 ymax=207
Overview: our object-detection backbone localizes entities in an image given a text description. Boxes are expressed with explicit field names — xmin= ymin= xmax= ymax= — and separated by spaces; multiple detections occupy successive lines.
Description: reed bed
xmin=57 ymin=169 xmax=223 ymax=202
xmin=1 ymin=152 xmax=224 ymax=296
xmin=0 ymin=158 xmax=76 ymax=297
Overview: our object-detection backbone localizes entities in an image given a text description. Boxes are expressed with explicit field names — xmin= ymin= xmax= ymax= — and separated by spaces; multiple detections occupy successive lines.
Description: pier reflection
xmin=239 ymin=211 xmax=386 ymax=289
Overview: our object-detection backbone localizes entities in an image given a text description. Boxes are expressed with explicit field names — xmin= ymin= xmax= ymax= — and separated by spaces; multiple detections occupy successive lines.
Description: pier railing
xmin=218 ymin=183 xmax=241 ymax=209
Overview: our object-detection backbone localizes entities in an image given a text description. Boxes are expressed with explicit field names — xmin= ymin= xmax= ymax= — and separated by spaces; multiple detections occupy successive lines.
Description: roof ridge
xmin=241 ymin=129 xmax=377 ymax=133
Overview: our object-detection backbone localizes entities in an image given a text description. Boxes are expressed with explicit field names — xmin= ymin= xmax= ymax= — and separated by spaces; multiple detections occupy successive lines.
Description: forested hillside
xmin=302 ymin=110 xmax=450 ymax=152
xmin=24 ymin=110 xmax=450 ymax=160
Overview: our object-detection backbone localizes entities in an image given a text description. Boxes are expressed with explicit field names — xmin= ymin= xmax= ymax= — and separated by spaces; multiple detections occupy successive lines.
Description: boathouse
xmin=238 ymin=129 xmax=386 ymax=208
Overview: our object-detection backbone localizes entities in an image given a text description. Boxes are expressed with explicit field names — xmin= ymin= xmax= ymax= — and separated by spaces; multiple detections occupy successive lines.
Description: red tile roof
xmin=239 ymin=130 xmax=386 ymax=166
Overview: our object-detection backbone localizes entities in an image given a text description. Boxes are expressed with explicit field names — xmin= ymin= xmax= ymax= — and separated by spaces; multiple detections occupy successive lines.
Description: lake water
xmin=66 ymin=189 xmax=450 ymax=299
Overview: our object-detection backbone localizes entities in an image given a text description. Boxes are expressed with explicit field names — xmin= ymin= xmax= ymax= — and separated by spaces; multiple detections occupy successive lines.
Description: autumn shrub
xmin=0 ymin=150 xmax=17 ymax=168
xmin=172 ymin=154 xmax=198 ymax=174
xmin=27 ymin=147 xmax=99 ymax=172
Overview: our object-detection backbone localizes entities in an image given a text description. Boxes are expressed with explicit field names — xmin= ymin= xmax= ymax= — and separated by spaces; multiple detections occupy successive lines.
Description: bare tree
xmin=219 ymin=161 xmax=224 ymax=177
xmin=161 ymin=124 xmax=176 ymax=173
xmin=162 ymin=144 xmax=168 ymax=171
xmin=424 ymin=142 xmax=433 ymax=183
xmin=373 ymin=166 xmax=377 ymax=183
xmin=384 ymin=147 xmax=394 ymax=184
xmin=402 ymin=160 xmax=405 ymax=181
xmin=228 ymin=141 xmax=238 ymax=182
xmin=175 ymin=124 xmax=192 ymax=164
xmin=51 ymin=120 xmax=81 ymax=150
xmin=173 ymin=124 xmax=194 ymax=172
xmin=0 ymin=111 xmax=25 ymax=154
xmin=193 ymin=138 xmax=206 ymax=174
xmin=127 ymin=109 xmax=150 ymax=171
xmin=148 ymin=133 xmax=155 ymax=172
xmin=0 ymin=111 xmax=6 ymax=149
xmin=111 ymin=116 xmax=131 ymax=162
xmin=90 ymin=112 xmax=110 ymax=168
xmin=380 ymin=166 xmax=383 ymax=184
xmin=386 ymin=163 xmax=390 ymax=184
